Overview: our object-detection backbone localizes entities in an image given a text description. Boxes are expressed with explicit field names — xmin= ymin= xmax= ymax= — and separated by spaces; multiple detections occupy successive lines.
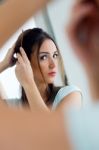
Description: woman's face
xmin=31 ymin=39 xmax=59 ymax=84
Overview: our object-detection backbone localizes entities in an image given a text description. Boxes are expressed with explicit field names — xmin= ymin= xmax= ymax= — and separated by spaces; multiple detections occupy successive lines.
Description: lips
xmin=48 ymin=72 xmax=56 ymax=76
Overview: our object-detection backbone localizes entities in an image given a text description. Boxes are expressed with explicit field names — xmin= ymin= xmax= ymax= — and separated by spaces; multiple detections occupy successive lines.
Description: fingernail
xmin=20 ymin=47 xmax=23 ymax=51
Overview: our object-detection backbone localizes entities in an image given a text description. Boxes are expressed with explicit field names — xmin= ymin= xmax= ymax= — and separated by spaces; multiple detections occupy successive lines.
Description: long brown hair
xmin=14 ymin=28 xmax=68 ymax=106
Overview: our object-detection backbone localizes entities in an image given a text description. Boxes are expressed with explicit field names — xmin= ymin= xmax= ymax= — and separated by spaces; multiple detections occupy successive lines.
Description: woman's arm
xmin=0 ymin=45 xmax=15 ymax=73
xmin=55 ymin=92 xmax=82 ymax=112
xmin=0 ymin=82 xmax=7 ymax=99
xmin=0 ymin=0 xmax=51 ymax=48
xmin=0 ymin=60 xmax=8 ymax=73
xmin=15 ymin=47 xmax=49 ymax=112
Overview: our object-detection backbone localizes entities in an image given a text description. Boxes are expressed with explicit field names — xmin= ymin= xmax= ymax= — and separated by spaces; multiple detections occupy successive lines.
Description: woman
xmin=0 ymin=28 xmax=82 ymax=111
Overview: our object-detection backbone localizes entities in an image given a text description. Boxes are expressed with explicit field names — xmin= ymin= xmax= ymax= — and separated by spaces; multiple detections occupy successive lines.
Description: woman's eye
xmin=39 ymin=55 xmax=47 ymax=60
xmin=53 ymin=53 xmax=59 ymax=58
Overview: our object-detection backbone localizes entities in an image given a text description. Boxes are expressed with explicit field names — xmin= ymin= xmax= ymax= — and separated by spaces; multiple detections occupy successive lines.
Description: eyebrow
xmin=39 ymin=51 xmax=58 ymax=55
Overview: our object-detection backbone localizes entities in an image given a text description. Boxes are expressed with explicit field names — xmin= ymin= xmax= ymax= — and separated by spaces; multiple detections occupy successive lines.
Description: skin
xmin=0 ymin=82 xmax=7 ymax=99
xmin=0 ymin=102 xmax=71 ymax=150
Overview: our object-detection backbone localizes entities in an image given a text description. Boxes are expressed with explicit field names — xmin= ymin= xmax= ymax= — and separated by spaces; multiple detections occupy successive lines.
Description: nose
xmin=49 ymin=58 xmax=56 ymax=69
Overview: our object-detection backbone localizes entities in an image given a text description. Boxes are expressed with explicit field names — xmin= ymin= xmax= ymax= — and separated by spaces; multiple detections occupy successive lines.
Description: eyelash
xmin=39 ymin=53 xmax=59 ymax=61
xmin=53 ymin=53 xmax=59 ymax=58
xmin=39 ymin=55 xmax=48 ymax=60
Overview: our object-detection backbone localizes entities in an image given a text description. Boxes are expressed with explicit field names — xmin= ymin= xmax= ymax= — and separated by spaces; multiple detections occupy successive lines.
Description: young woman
xmin=0 ymin=28 xmax=82 ymax=111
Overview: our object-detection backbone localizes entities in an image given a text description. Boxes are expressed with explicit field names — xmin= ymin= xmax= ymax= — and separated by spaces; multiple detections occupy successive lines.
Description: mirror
xmin=0 ymin=0 xmax=92 ymax=105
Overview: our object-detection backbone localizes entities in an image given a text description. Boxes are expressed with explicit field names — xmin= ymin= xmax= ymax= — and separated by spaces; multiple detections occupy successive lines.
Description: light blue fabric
xmin=65 ymin=104 xmax=99 ymax=150
xmin=52 ymin=85 xmax=82 ymax=110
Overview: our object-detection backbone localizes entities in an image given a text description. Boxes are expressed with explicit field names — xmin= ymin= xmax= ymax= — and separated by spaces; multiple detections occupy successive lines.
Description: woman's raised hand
xmin=3 ymin=44 xmax=16 ymax=68
xmin=0 ymin=44 xmax=16 ymax=73
xmin=67 ymin=2 xmax=99 ymax=68
xmin=15 ymin=47 xmax=34 ymax=88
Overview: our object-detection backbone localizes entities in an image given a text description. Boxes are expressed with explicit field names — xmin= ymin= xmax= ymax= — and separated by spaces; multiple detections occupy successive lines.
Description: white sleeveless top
xmin=52 ymin=85 xmax=82 ymax=110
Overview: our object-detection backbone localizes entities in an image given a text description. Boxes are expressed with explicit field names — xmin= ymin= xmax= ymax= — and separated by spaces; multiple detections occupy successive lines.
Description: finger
xmin=9 ymin=43 xmax=16 ymax=54
xmin=20 ymin=47 xmax=30 ymax=64
xmin=16 ymin=53 xmax=24 ymax=64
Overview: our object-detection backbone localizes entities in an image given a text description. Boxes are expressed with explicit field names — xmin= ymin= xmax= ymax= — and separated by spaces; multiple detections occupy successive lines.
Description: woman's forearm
xmin=0 ymin=0 xmax=51 ymax=48
xmin=0 ymin=60 xmax=8 ymax=73
xmin=23 ymin=81 xmax=49 ymax=112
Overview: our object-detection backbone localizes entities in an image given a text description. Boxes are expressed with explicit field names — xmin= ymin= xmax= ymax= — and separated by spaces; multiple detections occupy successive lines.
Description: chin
xmin=47 ymin=79 xmax=54 ymax=84
xmin=45 ymin=76 xmax=55 ymax=84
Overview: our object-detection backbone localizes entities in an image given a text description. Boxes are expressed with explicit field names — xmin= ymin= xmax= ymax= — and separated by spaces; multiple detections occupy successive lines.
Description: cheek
xmin=55 ymin=60 xmax=59 ymax=70
xmin=39 ymin=62 xmax=49 ymax=75
xmin=56 ymin=61 xmax=58 ymax=67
